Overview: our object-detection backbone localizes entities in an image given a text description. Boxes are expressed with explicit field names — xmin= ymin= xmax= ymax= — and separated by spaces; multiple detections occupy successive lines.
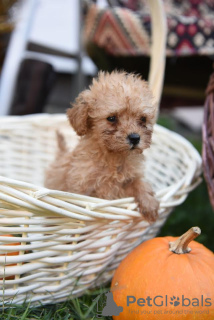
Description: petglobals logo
xmin=127 ymin=295 xmax=212 ymax=316
xmin=94 ymin=291 xmax=123 ymax=318
xmin=94 ymin=292 xmax=213 ymax=318
xmin=127 ymin=295 xmax=212 ymax=308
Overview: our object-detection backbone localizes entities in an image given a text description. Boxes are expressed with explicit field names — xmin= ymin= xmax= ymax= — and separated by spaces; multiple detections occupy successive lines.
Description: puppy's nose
xmin=128 ymin=133 xmax=140 ymax=145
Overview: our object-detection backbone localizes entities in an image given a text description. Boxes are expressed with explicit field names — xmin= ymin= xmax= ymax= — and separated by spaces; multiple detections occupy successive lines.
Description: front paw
xmin=138 ymin=195 xmax=159 ymax=223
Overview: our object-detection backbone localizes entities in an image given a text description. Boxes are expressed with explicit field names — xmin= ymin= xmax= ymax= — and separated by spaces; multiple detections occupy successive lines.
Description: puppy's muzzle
xmin=128 ymin=133 xmax=140 ymax=146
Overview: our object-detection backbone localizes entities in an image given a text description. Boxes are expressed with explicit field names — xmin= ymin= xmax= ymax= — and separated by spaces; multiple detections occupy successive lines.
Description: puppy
xmin=45 ymin=71 xmax=159 ymax=222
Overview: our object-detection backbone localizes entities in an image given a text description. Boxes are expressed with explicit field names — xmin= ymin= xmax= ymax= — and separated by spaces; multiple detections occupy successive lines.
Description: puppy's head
xmin=67 ymin=71 xmax=157 ymax=153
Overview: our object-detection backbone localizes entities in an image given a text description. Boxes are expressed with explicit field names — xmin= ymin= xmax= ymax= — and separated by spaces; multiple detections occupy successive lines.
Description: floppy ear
xmin=67 ymin=90 xmax=90 ymax=136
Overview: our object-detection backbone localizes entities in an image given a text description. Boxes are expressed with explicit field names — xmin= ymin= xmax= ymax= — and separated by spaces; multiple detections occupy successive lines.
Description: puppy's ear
xmin=67 ymin=90 xmax=90 ymax=136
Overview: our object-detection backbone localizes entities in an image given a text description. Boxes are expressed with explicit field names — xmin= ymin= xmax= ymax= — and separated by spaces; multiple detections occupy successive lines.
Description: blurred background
xmin=0 ymin=0 xmax=213 ymax=118
xmin=0 ymin=0 xmax=213 ymax=249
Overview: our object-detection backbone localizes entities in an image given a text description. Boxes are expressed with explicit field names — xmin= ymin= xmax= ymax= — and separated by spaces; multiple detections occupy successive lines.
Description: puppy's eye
xmin=141 ymin=116 xmax=147 ymax=123
xmin=107 ymin=116 xmax=117 ymax=123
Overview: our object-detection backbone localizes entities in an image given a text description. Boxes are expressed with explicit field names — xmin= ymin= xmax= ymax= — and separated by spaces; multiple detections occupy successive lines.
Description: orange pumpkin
xmin=0 ymin=234 xmax=20 ymax=280
xmin=111 ymin=227 xmax=214 ymax=319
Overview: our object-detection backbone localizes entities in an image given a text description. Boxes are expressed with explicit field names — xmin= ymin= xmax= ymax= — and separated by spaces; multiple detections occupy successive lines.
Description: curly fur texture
xmin=45 ymin=71 xmax=159 ymax=222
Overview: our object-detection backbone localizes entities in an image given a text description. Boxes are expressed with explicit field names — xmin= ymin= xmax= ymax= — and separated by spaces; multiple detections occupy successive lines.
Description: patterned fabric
xmin=84 ymin=4 xmax=150 ymax=56
xmin=117 ymin=0 xmax=140 ymax=11
xmin=84 ymin=0 xmax=214 ymax=56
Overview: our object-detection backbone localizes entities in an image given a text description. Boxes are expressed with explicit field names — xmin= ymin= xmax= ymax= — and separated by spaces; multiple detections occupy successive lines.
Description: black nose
xmin=128 ymin=133 xmax=140 ymax=145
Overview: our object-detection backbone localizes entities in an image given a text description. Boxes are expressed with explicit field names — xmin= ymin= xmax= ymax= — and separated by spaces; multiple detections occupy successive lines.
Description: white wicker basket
xmin=0 ymin=0 xmax=202 ymax=306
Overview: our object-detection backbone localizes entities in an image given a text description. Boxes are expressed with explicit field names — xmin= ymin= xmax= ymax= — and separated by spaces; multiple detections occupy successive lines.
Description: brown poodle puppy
xmin=45 ymin=71 xmax=159 ymax=222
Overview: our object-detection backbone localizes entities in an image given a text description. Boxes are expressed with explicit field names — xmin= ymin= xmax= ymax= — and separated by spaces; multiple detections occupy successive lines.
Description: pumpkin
xmin=0 ymin=234 xmax=20 ymax=280
xmin=111 ymin=227 xmax=214 ymax=319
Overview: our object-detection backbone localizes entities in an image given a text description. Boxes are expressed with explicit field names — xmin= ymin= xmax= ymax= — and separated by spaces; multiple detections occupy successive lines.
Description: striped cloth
xmin=84 ymin=0 xmax=214 ymax=57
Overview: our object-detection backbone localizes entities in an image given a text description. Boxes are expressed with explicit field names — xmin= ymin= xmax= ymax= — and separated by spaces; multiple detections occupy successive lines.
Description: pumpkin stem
xmin=169 ymin=227 xmax=201 ymax=254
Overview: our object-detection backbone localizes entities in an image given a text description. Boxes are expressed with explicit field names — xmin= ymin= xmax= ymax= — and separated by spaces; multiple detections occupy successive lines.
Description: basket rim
xmin=0 ymin=113 xmax=202 ymax=164
xmin=0 ymin=114 xmax=202 ymax=221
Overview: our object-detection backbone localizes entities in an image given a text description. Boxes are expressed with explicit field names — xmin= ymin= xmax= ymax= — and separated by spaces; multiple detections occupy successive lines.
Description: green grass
xmin=1 ymin=288 xmax=112 ymax=320
xmin=1 ymin=115 xmax=214 ymax=319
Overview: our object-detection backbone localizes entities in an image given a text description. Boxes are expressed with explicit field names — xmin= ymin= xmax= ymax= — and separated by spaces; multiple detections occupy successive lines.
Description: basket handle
xmin=205 ymin=67 xmax=214 ymax=96
xmin=147 ymin=0 xmax=167 ymax=108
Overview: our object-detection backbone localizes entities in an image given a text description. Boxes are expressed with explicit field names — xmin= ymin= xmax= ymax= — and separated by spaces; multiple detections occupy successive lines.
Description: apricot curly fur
xmin=45 ymin=71 xmax=159 ymax=222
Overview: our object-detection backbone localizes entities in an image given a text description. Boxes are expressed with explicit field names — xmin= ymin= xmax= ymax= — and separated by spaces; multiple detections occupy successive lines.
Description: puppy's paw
xmin=138 ymin=194 xmax=159 ymax=223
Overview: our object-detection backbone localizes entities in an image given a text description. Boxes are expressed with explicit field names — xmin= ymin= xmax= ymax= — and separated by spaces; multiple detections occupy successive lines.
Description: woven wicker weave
xmin=0 ymin=0 xmax=202 ymax=306
xmin=203 ymin=71 xmax=214 ymax=210
xmin=0 ymin=115 xmax=202 ymax=305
